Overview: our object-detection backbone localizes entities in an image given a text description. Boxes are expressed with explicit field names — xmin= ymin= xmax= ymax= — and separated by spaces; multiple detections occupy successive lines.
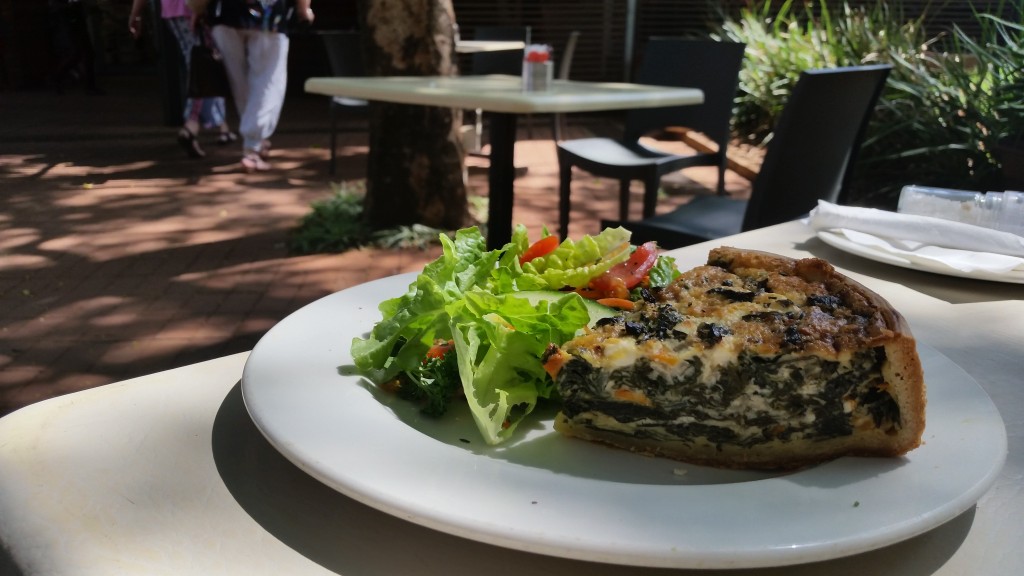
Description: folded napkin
xmin=806 ymin=200 xmax=1024 ymax=274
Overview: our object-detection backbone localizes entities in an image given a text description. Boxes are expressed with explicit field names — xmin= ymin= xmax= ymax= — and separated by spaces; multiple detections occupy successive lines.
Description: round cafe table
xmin=0 ymin=220 xmax=1020 ymax=575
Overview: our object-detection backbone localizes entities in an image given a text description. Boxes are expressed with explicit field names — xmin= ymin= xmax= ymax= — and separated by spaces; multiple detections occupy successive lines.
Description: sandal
xmin=177 ymin=128 xmax=205 ymax=159
xmin=258 ymin=139 xmax=272 ymax=159
xmin=216 ymin=131 xmax=238 ymax=145
xmin=241 ymin=151 xmax=271 ymax=172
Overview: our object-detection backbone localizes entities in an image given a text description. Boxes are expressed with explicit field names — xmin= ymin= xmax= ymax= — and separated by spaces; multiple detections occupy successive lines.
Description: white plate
xmin=817 ymin=230 xmax=1024 ymax=284
xmin=241 ymin=273 xmax=1007 ymax=569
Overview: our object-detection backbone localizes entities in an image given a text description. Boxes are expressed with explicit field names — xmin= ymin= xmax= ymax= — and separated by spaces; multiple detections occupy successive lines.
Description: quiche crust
xmin=550 ymin=247 xmax=926 ymax=470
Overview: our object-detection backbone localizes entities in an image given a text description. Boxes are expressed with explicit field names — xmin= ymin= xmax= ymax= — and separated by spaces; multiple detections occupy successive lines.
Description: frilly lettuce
xmin=351 ymin=224 xmax=635 ymax=445
xmin=505 ymin=226 xmax=632 ymax=291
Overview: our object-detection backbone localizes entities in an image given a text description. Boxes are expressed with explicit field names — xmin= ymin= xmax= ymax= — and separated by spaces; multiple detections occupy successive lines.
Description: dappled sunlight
xmin=334 ymin=144 xmax=369 ymax=159
xmin=43 ymin=160 xmax=159 ymax=178
xmin=0 ymin=79 xmax=384 ymax=415
xmin=128 ymin=315 xmax=237 ymax=349
xmin=0 ymin=227 xmax=42 ymax=250
xmin=0 ymin=153 xmax=39 ymax=166
xmin=173 ymin=246 xmax=443 ymax=293
xmin=1 ymin=254 xmax=54 ymax=270
xmin=0 ymin=154 xmax=53 ymax=175
xmin=174 ymin=257 xmax=315 ymax=291
xmin=87 ymin=300 xmax=154 ymax=330
xmin=7 ymin=295 xmax=128 ymax=340
xmin=89 ymin=177 xmax=214 ymax=191
xmin=56 ymin=185 xmax=181 ymax=207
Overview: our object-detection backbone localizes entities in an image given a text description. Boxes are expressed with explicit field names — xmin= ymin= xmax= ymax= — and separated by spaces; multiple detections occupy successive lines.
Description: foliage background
xmin=716 ymin=0 xmax=1024 ymax=207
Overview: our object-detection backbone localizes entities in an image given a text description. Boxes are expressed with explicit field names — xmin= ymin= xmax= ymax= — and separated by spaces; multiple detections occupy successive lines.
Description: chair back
xmin=321 ymin=31 xmax=366 ymax=78
xmin=471 ymin=26 xmax=531 ymax=75
xmin=623 ymin=38 xmax=746 ymax=150
xmin=742 ymin=65 xmax=891 ymax=231
xmin=557 ymin=30 xmax=581 ymax=80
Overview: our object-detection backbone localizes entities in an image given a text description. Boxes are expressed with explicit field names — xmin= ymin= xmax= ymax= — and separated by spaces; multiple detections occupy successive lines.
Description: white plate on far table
xmin=241 ymin=273 xmax=1008 ymax=570
xmin=817 ymin=229 xmax=1024 ymax=284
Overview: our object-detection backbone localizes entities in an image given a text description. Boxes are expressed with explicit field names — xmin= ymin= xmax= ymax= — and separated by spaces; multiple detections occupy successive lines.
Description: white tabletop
xmin=1 ymin=220 xmax=1020 ymax=575
xmin=304 ymin=74 xmax=704 ymax=115
xmin=455 ymin=40 xmax=525 ymax=54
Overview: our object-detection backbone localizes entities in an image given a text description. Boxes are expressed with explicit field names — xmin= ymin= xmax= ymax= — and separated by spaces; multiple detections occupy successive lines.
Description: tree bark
xmin=358 ymin=0 xmax=468 ymax=230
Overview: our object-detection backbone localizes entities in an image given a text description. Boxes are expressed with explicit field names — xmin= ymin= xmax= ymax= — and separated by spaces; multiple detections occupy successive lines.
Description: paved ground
xmin=0 ymin=69 xmax=752 ymax=417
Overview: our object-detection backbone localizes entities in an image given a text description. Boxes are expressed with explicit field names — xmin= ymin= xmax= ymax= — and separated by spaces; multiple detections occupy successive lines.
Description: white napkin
xmin=806 ymin=200 xmax=1024 ymax=274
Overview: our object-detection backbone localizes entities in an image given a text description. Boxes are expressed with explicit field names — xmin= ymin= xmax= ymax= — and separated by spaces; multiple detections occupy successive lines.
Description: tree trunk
xmin=358 ymin=0 xmax=468 ymax=230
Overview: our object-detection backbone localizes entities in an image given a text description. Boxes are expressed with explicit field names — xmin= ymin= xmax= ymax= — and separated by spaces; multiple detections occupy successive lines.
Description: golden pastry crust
xmin=551 ymin=247 xmax=927 ymax=470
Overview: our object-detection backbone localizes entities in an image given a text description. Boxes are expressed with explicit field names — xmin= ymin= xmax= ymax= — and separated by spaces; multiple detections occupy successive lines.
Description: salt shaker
xmin=522 ymin=44 xmax=553 ymax=91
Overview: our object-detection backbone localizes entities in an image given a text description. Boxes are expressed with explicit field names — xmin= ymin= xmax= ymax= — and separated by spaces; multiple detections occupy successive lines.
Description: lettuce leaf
xmin=447 ymin=290 xmax=592 ymax=444
xmin=514 ymin=226 xmax=633 ymax=290
xmin=648 ymin=254 xmax=680 ymax=288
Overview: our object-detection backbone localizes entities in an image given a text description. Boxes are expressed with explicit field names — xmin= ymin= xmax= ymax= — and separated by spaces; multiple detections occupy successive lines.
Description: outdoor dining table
xmin=0 ymin=219 xmax=1019 ymax=575
xmin=304 ymin=74 xmax=704 ymax=249
xmin=454 ymin=39 xmax=526 ymax=53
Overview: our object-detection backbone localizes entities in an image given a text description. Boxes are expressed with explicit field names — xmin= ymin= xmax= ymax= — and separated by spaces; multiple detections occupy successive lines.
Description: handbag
xmin=188 ymin=39 xmax=231 ymax=98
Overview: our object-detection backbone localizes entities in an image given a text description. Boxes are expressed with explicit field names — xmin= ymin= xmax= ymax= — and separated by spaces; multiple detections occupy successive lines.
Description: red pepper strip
xmin=596 ymin=297 xmax=635 ymax=310
xmin=519 ymin=235 xmax=560 ymax=265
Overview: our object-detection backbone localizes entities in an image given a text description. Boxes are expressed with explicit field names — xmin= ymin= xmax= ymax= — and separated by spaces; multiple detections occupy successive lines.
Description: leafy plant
xmin=858 ymin=10 xmax=1024 ymax=203
xmin=716 ymin=0 xmax=1024 ymax=206
xmin=287 ymin=180 xmax=447 ymax=254
xmin=715 ymin=0 xmax=926 ymax=143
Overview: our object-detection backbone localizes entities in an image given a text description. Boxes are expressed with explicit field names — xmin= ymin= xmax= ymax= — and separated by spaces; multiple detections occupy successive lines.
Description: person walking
xmin=205 ymin=0 xmax=314 ymax=172
xmin=128 ymin=0 xmax=237 ymax=158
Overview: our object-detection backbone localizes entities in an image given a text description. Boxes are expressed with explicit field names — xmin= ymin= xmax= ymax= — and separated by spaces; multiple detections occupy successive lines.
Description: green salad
xmin=350 ymin=224 xmax=678 ymax=445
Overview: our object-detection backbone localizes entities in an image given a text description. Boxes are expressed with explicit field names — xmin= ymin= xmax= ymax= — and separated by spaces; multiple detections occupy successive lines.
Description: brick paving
xmin=0 ymin=70 xmax=751 ymax=417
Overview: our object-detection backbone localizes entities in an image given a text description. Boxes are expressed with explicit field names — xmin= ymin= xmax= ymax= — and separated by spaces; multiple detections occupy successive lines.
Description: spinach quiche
xmin=544 ymin=247 xmax=926 ymax=470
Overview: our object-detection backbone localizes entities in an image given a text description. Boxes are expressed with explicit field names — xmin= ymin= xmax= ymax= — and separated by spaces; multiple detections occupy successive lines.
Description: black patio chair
xmin=470 ymin=25 xmax=531 ymax=75
xmin=321 ymin=31 xmax=368 ymax=176
xmin=604 ymin=64 xmax=893 ymax=249
xmin=556 ymin=38 xmax=747 ymax=238
xmin=551 ymin=30 xmax=581 ymax=141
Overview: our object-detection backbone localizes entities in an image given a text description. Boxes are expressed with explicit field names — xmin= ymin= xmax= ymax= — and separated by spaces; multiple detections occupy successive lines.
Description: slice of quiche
xmin=545 ymin=247 xmax=926 ymax=470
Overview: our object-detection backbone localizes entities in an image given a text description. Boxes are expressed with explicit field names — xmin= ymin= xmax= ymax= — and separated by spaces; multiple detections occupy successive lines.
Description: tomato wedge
xmin=519 ymin=235 xmax=559 ymax=265
xmin=587 ymin=241 xmax=659 ymax=296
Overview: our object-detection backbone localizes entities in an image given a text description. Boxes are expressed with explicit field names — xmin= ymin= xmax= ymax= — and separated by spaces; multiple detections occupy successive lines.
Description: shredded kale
xmin=807 ymin=294 xmax=843 ymax=312
xmin=706 ymin=286 xmax=756 ymax=302
xmin=557 ymin=347 xmax=900 ymax=448
xmin=697 ymin=322 xmax=731 ymax=345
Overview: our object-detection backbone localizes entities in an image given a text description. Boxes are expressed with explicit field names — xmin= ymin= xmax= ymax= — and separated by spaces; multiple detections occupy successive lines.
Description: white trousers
xmin=211 ymin=25 xmax=289 ymax=153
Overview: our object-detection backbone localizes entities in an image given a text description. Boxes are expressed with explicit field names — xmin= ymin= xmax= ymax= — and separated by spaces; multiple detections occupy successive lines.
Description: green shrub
xmin=863 ymin=12 xmax=1024 ymax=203
xmin=287 ymin=181 xmax=370 ymax=254
xmin=716 ymin=0 xmax=924 ymax=143
xmin=287 ymin=181 xmax=446 ymax=254
xmin=716 ymin=0 xmax=1024 ymax=206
